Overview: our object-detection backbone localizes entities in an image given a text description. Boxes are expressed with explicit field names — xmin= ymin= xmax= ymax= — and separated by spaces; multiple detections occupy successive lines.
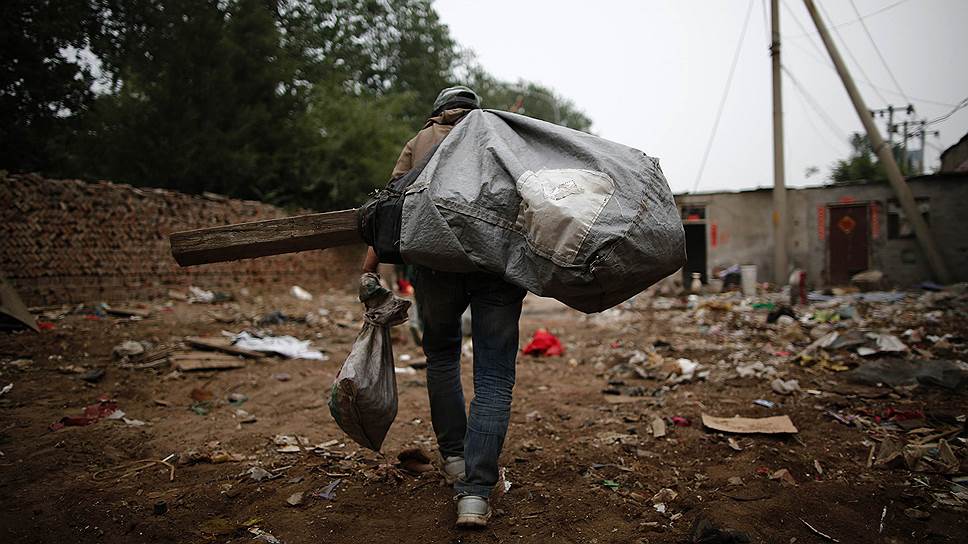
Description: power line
xmin=781 ymin=31 xmax=957 ymax=109
xmin=782 ymin=65 xmax=849 ymax=143
xmin=848 ymin=0 xmax=909 ymax=103
xmin=691 ymin=0 xmax=755 ymax=193
xmin=787 ymin=75 xmax=850 ymax=156
xmin=924 ymin=96 xmax=968 ymax=126
xmin=817 ymin=0 xmax=889 ymax=105
xmin=784 ymin=0 xmax=911 ymax=39
xmin=780 ymin=0 xmax=825 ymax=59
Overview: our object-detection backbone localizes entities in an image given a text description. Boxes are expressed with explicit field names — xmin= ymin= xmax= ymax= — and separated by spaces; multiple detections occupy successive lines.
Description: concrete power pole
xmin=801 ymin=0 xmax=951 ymax=284
xmin=770 ymin=0 xmax=788 ymax=286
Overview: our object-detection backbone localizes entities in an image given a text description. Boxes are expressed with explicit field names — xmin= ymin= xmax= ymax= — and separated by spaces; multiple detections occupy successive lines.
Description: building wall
xmin=675 ymin=174 xmax=968 ymax=287
xmin=1 ymin=174 xmax=364 ymax=306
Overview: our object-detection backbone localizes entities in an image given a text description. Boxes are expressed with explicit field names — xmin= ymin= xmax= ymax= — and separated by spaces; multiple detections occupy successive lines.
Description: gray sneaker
xmin=440 ymin=455 xmax=465 ymax=485
xmin=455 ymin=495 xmax=491 ymax=528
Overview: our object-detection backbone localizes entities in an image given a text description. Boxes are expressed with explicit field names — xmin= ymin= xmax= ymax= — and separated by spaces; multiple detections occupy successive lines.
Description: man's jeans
xmin=413 ymin=267 xmax=526 ymax=498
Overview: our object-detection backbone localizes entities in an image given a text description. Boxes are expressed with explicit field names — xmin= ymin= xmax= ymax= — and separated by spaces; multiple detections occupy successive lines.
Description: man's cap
xmin=433 ymin=85 xmax=481 ymax=114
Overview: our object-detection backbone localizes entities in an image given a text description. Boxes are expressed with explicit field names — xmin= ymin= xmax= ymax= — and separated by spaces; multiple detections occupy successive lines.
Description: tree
xmin=4 ymin=0 xmax=595 ymax=212
xmin=0 ymin=0 xmax=102 ymax=173
xmin=831 ymin=132 xmax=912 ymax=183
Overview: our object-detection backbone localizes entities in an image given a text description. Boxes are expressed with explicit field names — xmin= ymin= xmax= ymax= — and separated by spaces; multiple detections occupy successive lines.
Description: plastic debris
xmin=522 ymin=328 xmax=564 ymax=357
xmin=314 ymin=479 xmax=342 ymax=500
xmin=232 ymin=331 xmax=326 ymax=360
xmin=50 ymin=395 xmax=121 ymax=431
xmin=770 ymin=378 xmax=800 ymax=395
xmin=290 ymin=285 xmax=313 ymax=301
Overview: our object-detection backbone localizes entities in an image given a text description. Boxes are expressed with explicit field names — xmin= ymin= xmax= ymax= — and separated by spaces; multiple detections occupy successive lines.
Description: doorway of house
xmin=683 ymin=223 xmax=707 ymax=285
xmin=827 ymin=203 xmax=870 ymax=284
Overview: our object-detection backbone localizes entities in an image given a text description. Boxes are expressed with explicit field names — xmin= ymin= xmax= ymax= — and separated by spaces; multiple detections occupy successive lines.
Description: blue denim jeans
xmin=413 ymin=267 xmax=526 ymax=498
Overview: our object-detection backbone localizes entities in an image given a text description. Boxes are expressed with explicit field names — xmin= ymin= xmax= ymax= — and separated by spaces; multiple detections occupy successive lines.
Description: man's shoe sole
xmin=455 ymin=510 xmax=491 ymax=529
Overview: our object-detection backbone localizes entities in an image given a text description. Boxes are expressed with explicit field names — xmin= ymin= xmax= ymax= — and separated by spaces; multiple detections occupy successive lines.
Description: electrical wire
xmin=781 ymin=31 xmax=957 ymax=109
xmin=691 ymin=0 xmax=755 ymax=193
xmin=788 ymin=76 xmax=850 ymax=156
xmin=784 ymin=0 xmax=911 ymax=39
xmin=782 ymin=65 xmax=849 ymax=143
xmin=816 ymin=0 xmax=889 ymax=105
xmin=924 ymin=96 xmax=968 ymax=126
xmin=780 ymin=0 xmax=825 ymax=59
xmin=848 ymin=0 xmax=910 ymax=103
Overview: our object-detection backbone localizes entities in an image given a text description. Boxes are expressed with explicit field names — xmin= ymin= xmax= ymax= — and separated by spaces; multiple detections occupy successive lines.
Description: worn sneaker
xmin=455 ymin=495 xmax=491 ymax=529
xmin=440 ymin=455 xmax=465 ymax=485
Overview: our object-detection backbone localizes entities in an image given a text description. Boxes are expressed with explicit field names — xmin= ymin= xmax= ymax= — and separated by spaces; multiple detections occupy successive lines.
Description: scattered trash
xmin=271 ymin=372 xmax=291 ymax=382
xmin=290 ymin=285 xmax=313 ymax=301
xmin=80 ymin=368 xmax=105 ymax=383
xmin=314 ymin=479 xmax=342 ymax=500
xmin=173 ymin=352 xmax=248 ymax=371
xmin=394 ymin=366 xmax=416 ymax=375
xmin=671 ymin=416 xmax=691 ymax=427
xmin=799 ymin=517 xmax=840 ymax=543
xmin=247 ymin=466 xmax=277 ymax=482
xmin=522 ymin=328 xmax=565 ymax=357
xmin=770 ymin=378 xmax=800 ymax=395
xmin=232 ymin=331 xmax=327 ymax=360
xmin=227 ymin=392 xmax=248 ymax=406
xmin=601 ymin=479 xmax=621 ymax=490
xmin=112 ymin=340 xmax=145 ymax=360
xmin=701 ymin=414 xmax=798 ymax=434
xmin=50 ymin=395 xmax=120 ymax=431
xmin=651 ymin=417 xmax=667 ymax=438
xmin=845 ymin=359 xmax=968 ymax=391
xmin=752 ymin=399 xmax=776 ymax=409
xmin=768 ymin=468 xmax=797 ymax=486
xmin=0 ymin=383 xmax=12 ymax=397
xmin=286 ymin=491 xmax=305 ymax=506
xmin=186 ymin=336 xmax=261 ymax=358
xmin=248 ymin=527 xmax=281 ymax=544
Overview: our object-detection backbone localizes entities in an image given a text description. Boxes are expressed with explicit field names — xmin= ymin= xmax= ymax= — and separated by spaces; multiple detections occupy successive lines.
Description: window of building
xmin=887 ymin=198 xmax=929 ymax=240
xmin=681 ymin=205 xmax=706 ymax=222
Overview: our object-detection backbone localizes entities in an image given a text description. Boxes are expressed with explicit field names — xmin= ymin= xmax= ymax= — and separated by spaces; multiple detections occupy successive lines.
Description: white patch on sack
xmin=515 ymin=168 xmax=614 ymax=264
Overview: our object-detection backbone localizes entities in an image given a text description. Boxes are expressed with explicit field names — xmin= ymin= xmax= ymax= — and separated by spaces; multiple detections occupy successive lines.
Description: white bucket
xmin=740 ymin=265 xmax=758 ymax=296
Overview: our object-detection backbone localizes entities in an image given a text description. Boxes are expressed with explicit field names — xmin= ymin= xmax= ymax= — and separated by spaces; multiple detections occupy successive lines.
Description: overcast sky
xmin=435 ymin=0 xmax=968 ymax=194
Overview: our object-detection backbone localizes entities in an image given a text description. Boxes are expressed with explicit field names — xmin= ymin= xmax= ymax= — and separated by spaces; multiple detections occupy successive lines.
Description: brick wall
xmin=1 ymin=174 xmax=364 ymax=306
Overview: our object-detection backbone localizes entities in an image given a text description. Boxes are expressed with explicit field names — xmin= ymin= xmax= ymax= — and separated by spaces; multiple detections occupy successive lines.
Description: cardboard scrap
xmin=186 ymin=336 xmax=262 ymax=358
xmin=701 ymin=413 xmax=798 ymax=434
xmin=172 ymin=352 xmax=246 ymax=371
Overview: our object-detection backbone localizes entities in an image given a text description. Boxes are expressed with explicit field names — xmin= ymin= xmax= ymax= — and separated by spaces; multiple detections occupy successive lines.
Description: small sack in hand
xmin=328 ymin=273 xmax=410 ymax=451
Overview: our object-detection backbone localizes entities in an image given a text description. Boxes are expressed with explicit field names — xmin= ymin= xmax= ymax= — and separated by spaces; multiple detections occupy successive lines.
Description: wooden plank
xmin=105 ymin=307 xmax=152 ymax=318
xmin=185 ymin=336 xmax=262 ymax=358
xmin=169 ymin=209 xmax=361 ymax=266
xmin=172 ymin=352 xmax=247 ymax=371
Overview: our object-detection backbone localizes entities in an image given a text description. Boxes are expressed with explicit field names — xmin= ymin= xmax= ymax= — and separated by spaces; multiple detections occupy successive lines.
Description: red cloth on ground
xmin=522 ymin=329 xmax=564 ymax=357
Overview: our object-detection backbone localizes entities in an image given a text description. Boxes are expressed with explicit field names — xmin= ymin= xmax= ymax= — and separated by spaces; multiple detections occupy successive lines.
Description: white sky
xmin=435 ymin=0 xmax=968 ymax=194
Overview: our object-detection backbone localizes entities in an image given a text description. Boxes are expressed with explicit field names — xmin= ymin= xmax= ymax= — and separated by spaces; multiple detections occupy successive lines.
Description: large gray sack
xmin=400 ymin=109 xmax=685 ymax=313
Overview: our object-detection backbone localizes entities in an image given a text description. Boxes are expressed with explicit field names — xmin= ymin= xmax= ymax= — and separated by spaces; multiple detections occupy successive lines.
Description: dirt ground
xmin=1 ymin=282 xmax=967 ymax=544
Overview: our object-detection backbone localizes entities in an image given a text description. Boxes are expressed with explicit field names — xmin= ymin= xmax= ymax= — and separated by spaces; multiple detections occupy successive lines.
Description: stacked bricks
xmin=1 ymin=173 xmax=363 ymax=306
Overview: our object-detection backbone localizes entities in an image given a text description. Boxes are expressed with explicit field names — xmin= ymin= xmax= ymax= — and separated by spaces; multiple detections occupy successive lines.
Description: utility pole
xmin=770 ymin=0 xmax=788 ymax=286
xmin=901 ymin=120 xmax=909 ymax=171
xmin=912 ymin=121 xmax=939 ymax=174
xmin=802 ymin=0 xmax=951 ymax=284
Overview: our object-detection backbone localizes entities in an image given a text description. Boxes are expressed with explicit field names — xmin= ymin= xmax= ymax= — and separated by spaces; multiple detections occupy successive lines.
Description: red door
xmin=828 ymin=204 xmax=870 ymax=285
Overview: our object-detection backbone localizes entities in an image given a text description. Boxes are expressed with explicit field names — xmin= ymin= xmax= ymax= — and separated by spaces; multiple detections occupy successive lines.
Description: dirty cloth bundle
xmin=361 ymin=109 xmax=685 ymax=313
xmin=328 ymin=274 xmax=411 ymax=451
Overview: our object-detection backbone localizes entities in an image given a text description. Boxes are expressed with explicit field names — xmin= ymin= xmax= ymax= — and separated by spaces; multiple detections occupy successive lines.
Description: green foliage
xmin=0 ymin=0 xmax=101 ymax=172
xmin=2 ymin=0 xmax=594 ymax=211
xmin=831 ymin=132 xmax=912 ymax=183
